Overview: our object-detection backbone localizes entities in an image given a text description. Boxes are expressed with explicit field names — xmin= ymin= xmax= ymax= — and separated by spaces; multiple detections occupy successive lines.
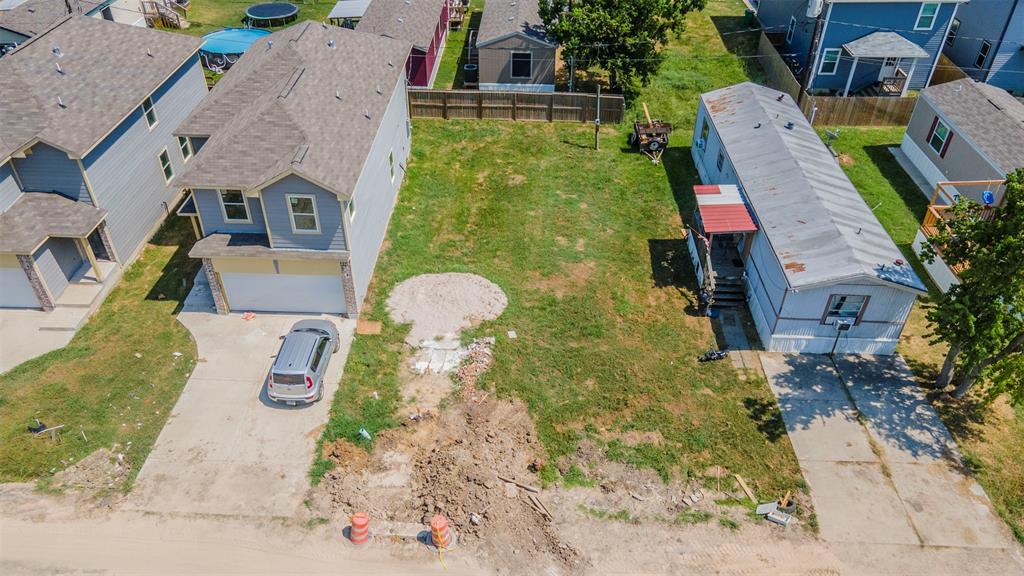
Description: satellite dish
xmin=982 ymin=190 xmax=995 ymax=205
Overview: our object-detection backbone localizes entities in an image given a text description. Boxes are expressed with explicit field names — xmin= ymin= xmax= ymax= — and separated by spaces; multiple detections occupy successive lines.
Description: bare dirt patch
xmin=526 ymin=261 xmax=596 ymax=299
xmin=837 ymin=153 xmax=855 ymax=166
xmin=387 ymin=273 xmax=508 ymax=346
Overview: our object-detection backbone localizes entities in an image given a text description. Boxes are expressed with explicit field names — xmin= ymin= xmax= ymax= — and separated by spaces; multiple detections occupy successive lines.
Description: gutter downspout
xmin=926 ymin=2 xmax=961 ymax=88
xmin=802 ymin=1 xmax=833 ymax=102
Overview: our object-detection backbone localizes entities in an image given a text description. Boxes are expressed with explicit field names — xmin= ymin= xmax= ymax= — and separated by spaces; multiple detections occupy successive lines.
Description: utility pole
xmin=594 ymin=84 xmax=601 ymax=150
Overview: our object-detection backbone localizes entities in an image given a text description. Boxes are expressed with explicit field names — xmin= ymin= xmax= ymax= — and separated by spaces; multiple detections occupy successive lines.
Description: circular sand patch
xmin=387 ymin=273 xmax=508 ymax=345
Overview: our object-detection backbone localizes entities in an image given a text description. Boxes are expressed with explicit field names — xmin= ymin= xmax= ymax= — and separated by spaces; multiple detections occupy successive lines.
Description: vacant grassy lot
xmin=314 ymin=1 xmax=803 ymax=496
xmin=0 ymin=219 xmax=198 ymax=483
xmin=829 ymin=127 xmax=1024 ymax=543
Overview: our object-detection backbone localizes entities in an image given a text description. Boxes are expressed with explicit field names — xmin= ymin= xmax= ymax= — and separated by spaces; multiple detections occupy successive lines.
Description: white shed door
xmin=219 ymin=272 xmax=346 ymax=314
xmin=0 ymin=266 xmax=40 ymax=308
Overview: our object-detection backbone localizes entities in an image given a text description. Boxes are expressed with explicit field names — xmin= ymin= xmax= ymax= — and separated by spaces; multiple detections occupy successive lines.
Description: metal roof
xmin=701 ymin=82 xmax=926 ymax=293
xmin=328 ymin=0 xmax=372 ymax=20
xmin=694 ymin=185 xmax=758 ymax=234
xmin=842 ymin=31 xmax=928 ymax=59
xmin=0 ymin=192 xmax=107 ymax=254
xmin=921 ymin=80 xmax=1024 ymax=174
xmin=477 ymin=0 xmax=552 ymax=47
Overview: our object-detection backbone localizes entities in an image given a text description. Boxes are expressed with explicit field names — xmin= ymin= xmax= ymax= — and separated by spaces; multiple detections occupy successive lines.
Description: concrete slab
xmin=761 ymin=353 xmax=848 ymax=402
xmin=800 ymin=461 xmax=920 ymax=546
xmin=38 ymin=305 xmax=91 ymax=331
xmin=889 ymin=462 xmax=1014 ymax=549
xmin=833 ymin=541 xmax=1024 ymax=576
xmin=125 ymin=276 xmax=356 ymax=518
xmin=782 ymin=405 xmax=877 ymax=463
xmin=56 ymin=282 xmax=104 ymax=307
xmin=0 ymin=309 xmax=73 ymax=372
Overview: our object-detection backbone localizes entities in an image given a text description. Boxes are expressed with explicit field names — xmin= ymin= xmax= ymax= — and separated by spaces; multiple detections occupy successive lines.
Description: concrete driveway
xmin=0 ymin=310 xmax=73 ymax=373
xmin=762 ymin=353 xmax=1023 ymax=573
xmin=124 ymin=274 xmax=355 ymax=518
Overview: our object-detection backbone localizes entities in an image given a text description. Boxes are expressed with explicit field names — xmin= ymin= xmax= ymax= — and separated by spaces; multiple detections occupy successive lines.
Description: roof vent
xmin=328 ymin=39 xmax=335 ymax=48
xmin=753 ymin=121 xmax=761 ymax=129
xmin=388 ymin=58 xmax=394 ymax=68
xmin=364 ymin=108 xmax=371 ymax=119
xmin=57 ymin=95 xmax=66 ymax=108
xmin=335 ymin=90 xmax=342 ymax=100
xmin=405 ymin=0 xmax=411 ymax=4
xmin=56 ymin=62 xmax=64 ymax=75
xmin=776 ymin=94 xmax=784 ymax=102
xmin=376 ymin=84 xmax=383 ymax=95
xmin=398 ymin=16 xmax=405 ymax=23
xmin=146 ymin=48 xmax=153 ymax=58
xmin=785 ymin=121 xmax=794 ymax=130
xmin=52 ymin=45 xmax=62 ymax=57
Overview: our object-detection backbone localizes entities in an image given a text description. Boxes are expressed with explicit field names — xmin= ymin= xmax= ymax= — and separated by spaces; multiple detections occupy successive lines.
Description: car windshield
xmin=272 ymin=372 xmax=304 ymax=385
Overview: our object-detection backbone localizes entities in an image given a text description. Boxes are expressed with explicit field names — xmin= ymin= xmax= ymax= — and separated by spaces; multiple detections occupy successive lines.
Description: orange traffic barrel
xmin=349 ymin=512 xmax=371 ymax=545
xmin=430 ymin=514 xmax=452 ymax=549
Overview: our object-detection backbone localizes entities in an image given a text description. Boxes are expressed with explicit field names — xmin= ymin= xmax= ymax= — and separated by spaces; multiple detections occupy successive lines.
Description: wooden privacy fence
xmin=800 ymin=94 xmax=917 ymax=126
xmin=929 ymin=54 xmax=969 ymax=87
xmin=408 ymin=90 xmax=625 ymax=123
xmin=756 ymin=32 xmax=802 ymax=102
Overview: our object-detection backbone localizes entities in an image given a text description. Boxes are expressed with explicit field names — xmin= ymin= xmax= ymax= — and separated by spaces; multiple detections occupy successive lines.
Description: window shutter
xmin=926 ymin=116 xmax=938 ymax=142
xmin=940 ymin=131 xmax=954 ymax=158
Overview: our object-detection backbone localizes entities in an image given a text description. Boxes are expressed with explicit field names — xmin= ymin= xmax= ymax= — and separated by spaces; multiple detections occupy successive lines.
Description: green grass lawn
xmin=828 ymin=127 xmax=1024 ymax=543
xmin=432 ymin=0 xmax=482 ymax=89
xmin=0 ymin=219 xmax=199 ymax=484
xmin=313 ymin=0 xmax=804 ymax=497
xmin=177 ymin=0 xmax=336 ymax=37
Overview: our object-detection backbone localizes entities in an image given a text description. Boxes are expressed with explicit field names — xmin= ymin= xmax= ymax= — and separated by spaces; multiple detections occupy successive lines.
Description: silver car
xmin=266 ymin=320 xmax=340 ymax=406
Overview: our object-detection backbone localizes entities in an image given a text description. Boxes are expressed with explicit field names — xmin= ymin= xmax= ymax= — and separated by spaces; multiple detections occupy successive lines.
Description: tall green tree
xmin=920 ymin=169 xmax=1024 ymax=401
xmin=539 ymin=0 xmax=706 ymax=92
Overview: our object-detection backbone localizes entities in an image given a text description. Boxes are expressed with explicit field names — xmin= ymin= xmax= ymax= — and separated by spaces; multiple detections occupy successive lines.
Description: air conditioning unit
xmin=806 ymin=0 xmax=825 ymax=18
xmin=835 ymin=319 xmax=854 ymax=332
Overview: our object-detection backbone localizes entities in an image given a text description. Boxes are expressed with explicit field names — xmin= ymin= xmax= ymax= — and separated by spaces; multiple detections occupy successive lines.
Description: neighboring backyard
xmin=314 ymin=0 xmax=805 ymax=498
xmin=177 ymin=0 xmax=335 ymax=38
xmin=828 ymin=127 xmax=1024 ymax=543
xmin=0 ymin=219 xmax=199 ymax=483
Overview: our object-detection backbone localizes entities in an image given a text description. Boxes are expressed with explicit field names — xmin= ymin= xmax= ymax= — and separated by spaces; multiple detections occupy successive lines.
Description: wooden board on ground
xmin=356 ymin=319 xmax=382 ymax=335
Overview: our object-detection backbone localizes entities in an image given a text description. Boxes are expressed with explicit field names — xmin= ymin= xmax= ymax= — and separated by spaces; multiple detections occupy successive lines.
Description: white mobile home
xmin=691 ymin=82 xmax=927 ymax=354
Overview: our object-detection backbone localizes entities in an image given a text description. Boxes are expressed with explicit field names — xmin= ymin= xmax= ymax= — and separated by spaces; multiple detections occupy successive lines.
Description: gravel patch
xmin=387 ymin=273 xmax=508 ymax=346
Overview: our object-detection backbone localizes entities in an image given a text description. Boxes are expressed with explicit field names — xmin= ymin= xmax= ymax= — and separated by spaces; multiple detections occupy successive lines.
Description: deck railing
xmin=919 ymin=204 xmax=997 ymax=277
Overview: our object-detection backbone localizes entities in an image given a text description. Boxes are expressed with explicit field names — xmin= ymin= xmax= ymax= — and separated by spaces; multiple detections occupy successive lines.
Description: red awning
xmin=698 ymin=204 xmax=758 ymax=234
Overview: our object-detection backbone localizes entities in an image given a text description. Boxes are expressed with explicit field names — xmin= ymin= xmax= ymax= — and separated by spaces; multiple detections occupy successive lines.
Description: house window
xmin=824 ymin=295 xmax=868 ymax=324
xmin=510 ymin=52 xmax=532 ymax=78
xmin=287 ymin=194 xmax=320 ymax=234
xmin=178 ymin=136 xmax=193 ymax=162
xmin=142 ymin=96 xmax=158 ymax=129
xmin=716 ymin=150 xmax=725 ymax=172
xmin=946 ymin=18 xmax=960 ymax=46
xmin=915 ymin=2 xmax=939 ymax=30
xmin=928 ymin=118 xmax=951 ymax=155
xmin=158 ymin=149 xmax=173 ymax=183
xmin=786 ymin=17 xmax=796 ymax=44
xmin=388 ymin=150 xmax=395 ymax=182
xmin=218 ymin=189 xmax=251 ymax=223
xmin=818 ymin=48 xmax=841 ymax=75
xmin=975 ymin=41 xmax=992 ymax=68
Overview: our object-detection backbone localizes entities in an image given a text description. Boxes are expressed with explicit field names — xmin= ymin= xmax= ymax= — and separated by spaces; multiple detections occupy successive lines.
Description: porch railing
xmin=879 ymin=71 xmax=908 ymax=96
xmin=920 ymin=204 xmax=997 ymax=277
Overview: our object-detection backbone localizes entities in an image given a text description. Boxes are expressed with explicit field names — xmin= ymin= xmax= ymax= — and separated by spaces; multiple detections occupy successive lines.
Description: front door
xmin=879 ymin=57 xmax=900 ymax=81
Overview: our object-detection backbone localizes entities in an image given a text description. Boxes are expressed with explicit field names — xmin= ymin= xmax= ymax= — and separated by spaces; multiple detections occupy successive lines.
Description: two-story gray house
xmin=175 ymin=22 xmax=412 ymax=317
xmin=0 ymin=16 xmax=205 ymax=312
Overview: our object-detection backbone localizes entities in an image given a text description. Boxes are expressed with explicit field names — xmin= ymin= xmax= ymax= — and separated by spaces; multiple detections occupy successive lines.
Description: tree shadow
xmin=709 ymin=15 xmax=766 ymax=84
xmin=661 ymin=146 xmax=699 ymax=227
xmin=647 ymin=239 xmax=701 ymax=316
xmin=743 ymin=397 xmax=788 ymax=442
xmin=864 ymin=145 xmax=931 ymax=220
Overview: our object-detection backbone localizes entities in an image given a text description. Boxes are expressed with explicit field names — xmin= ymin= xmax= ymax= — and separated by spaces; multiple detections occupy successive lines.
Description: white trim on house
xmin=158 ymin=148 xmax=173 ymax=183
xmin=786 ymin=16 xmax=796 ymax=44
xmin=914 ymin=2 xmax=940 ymax=30
xmin=818 ymin=48 xmax=841 ymax=75
xmin=286 ymin=193 xmax=321 ymax=235
xmin=509 ymin=51 xmax=533 ymax=79
xmin=178 ymin=135 xmax=193 ymax=163
xmin=218 ymin=189 xmax=252 ymax=224
xmin=142 ymin=96 xmax=158 ymax=130
xmin=479 ymin=82 xmax=555 ymax=93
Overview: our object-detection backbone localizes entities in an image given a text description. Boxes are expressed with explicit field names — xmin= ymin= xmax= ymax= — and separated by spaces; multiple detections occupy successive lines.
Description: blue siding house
xmin=0 ymin=16 xmax=205 ymax=312
xmin=942 ymin=0 xmax=1024 ymax=94
xmin=175 ymin=22 xmax=412 ymax=318
xmin=757 ymin=0 xmax=967 ymax=96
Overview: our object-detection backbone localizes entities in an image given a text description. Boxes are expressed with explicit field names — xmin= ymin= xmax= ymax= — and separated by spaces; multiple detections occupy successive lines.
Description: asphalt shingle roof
xmin=0 ymin=192 xmax=107 ymax=253
xmin=356 ymin=0 xmax=445 ymax=50
xmin=921 ymin=80 xmax=1024 ymax=174
xmin=175 ymin=22 xmax=411 ymax=198
xmin=477 ymin=0 xmax=551 ymax=46
xmin=0 ymin=0 xmax=100 ymax=38
xmin=702 ymin=82 xmax=925 ymax=293
xmin=0 ymin=15 xmax=202 ymax=161
xmin=842 ymin=31 xmax=928 ymax=59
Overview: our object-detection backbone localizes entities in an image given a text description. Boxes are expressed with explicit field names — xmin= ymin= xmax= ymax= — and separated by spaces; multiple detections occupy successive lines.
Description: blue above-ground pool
xmin=200 ymin=28 xmax=271 ymax=70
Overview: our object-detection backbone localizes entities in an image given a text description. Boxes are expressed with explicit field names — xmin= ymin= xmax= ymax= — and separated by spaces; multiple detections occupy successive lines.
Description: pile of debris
xmin=455 ymin=337 xmax=495 ymax=397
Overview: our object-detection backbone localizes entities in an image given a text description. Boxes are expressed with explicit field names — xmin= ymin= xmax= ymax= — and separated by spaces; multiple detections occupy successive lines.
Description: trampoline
xmin=200 ymin=28 xmax=271 ymax=71
xmin=245 ymin=2 xmax=298 ymax=27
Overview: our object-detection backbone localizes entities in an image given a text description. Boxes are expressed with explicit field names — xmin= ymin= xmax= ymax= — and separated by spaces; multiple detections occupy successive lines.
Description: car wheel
xmin=317 ymin=385 xmax=325 ymax=402
xmin=334 ymin=339 xmax=341 ymax=354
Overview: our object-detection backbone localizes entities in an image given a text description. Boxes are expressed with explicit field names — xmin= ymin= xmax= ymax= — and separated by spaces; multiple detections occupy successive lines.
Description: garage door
xmin=219 ymin=272 xmax=347 ymax=314
xmin=0 ymin=265 xmax=40 ymax=308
